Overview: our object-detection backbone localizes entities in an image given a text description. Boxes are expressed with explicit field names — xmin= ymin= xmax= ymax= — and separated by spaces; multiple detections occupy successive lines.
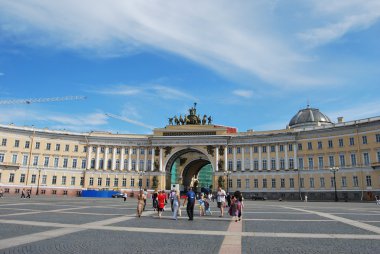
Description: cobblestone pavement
xmin=0 ymin=196 xmax=380 ymax=253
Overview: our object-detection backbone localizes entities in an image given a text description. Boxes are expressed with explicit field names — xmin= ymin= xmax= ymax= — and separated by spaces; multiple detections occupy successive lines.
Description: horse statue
xmin=168 ymin=117 xmax=173 ymax=125
xmin=185 ymin=115 xmax=190 ymax=125
xmin=207 ymin=116 xmax=212 ymax=125
xmin=179 ymin=115 xmax=184 ymax=125
xmin=174 ymin=116 xmax=180 ymax=125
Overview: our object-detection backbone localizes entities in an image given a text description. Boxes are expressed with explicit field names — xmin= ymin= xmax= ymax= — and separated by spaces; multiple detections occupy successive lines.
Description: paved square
xmin=1 ymin=197 xmax=380 ymax=253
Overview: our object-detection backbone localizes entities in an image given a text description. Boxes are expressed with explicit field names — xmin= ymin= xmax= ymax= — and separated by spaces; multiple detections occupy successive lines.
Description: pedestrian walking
xmin=169 ymin=189 xmax=175 ymax=212
xmin=226 ymin=193 xmax=231 ymax=207
xmin=234 ymin=191 xmax=244 ymax=222
xmin=152 ymin=190 xmax=158 ymax=211
xmin=26 ymin=189 xmax=31 ymax=198
xmin=172 ymin=189 xmax=180 ymax=220
xmin=20 ymin=188 xmax=26 ymax=198
xmin=183 ymin=187 xmax=196 ymax=221
xmin=123 ymin=192 xmax=128 ymax=202
xmin=143 ymin=189 xmax=148 ymax=211
xmin=157 ymin=190 xmax=166 ymax=218
xmin=216 ymin=186 xmax=226 ymax=217
xmin=0 ymin=188 xmax=3 ymax=198
xmin=304 ymin=194 xmax=308 ymax=202
xmin=198 ymin=193 xmax=205 ymax=216
xmin=136 ymin=189 xmax=146 ymax=218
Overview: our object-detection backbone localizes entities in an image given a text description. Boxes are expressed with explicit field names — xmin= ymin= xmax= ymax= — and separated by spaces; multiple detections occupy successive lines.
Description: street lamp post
xmin=330 ymin=167 xmax=339 ymax=202
xmin=36 ymin=168 xmax=41 ymax=195
xmin=224 ymin=171 xmax=231 ymax=193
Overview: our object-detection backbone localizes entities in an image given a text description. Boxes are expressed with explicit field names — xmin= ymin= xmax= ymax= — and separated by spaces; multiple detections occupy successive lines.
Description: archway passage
xmin=165 ymin=148 xmax=213 ymax=191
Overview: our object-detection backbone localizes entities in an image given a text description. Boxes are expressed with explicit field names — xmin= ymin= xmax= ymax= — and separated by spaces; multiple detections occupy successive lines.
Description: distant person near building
xmin=20 ymin=189 xmax=26 ymax=198
xmin=217 ymin=186 xmax=226 ymax=217
xmin=183 ymin=187 xmax=196 ymax=220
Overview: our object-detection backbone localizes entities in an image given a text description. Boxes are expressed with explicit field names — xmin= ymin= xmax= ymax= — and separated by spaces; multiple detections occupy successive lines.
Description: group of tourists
xmin=136 ymin=186 xmax=244 ymax=222
xmin=20 ymin=188 xmax=31 ymax=199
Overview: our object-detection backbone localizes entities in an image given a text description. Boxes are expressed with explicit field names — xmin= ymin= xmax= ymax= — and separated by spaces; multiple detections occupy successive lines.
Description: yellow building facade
xmin=0 ymin=105 xmax=379 ymax=200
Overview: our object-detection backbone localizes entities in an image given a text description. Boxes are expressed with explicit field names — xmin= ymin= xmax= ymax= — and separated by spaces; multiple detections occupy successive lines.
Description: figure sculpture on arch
xmin=202 ymin=115 xmax=207 ymax=125
xmin=208 ymin=116 xmax=212 ymax=125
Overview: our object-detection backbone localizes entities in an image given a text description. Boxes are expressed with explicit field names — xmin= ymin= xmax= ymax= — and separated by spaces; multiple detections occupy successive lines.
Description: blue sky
xmin=0 ymin=0 xmax=379 ymax=134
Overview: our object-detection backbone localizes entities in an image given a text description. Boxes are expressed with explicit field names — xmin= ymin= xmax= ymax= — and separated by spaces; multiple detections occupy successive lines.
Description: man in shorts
xmin=217 ymin=186 xmax=226 ymax=217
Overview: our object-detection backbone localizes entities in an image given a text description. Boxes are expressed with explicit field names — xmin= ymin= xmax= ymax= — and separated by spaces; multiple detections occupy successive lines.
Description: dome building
xmin=288 ymin=106 xmax=333 ymax=129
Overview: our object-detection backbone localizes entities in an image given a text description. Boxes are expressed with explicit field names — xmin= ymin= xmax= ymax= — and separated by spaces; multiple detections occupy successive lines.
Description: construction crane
xmin=106 ymin=113 xmax=155 ymax=130
xmin=0 ymin=95 xmax=86 ymax=105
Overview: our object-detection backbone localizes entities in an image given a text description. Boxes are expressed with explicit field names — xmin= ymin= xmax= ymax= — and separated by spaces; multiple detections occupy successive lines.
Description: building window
xmin=114 ymin=178 xmax=119 ymax=187
xmin=341 ymin=176 xmax=347 ymax=187
xmin=46 ymin=143 xmax=51 ymax=150
xmin=228 ymin=179 xmax=233 ymax=188
xmin=61 ymin=176 xmax=67 ymax=185
xmin=271 ymin=178 xmax=276 ymax=188
xmin=55 ymin=144 xmax=60 ymax=151
xmin=63 ymin=158 xmax=68 ymax=168
xmin=318 ymin=156 xmax=324 ymax=169
xmin=74 ymin=145 xmax=78 ymax=152
xmin=117 ymin=148 xmax=121 ymax=154
xmin=279 ymin=145 xmax=284 ymax=152
xmin=377 ymin=151 xmax=380 ymax=163
xmin=72 ymin=159 xmax=77 ymax=168
xmin=237 ymin=147 xmax=241 ymax=154
xmin=254 ymin=160 xmax=259 ymax=170
xmin=35 ymin=142 xmax=40 ymax=149
xmin=254 ymin=179 xmax=258 ymax=188
xmin=300 ymin=178 xmax=304 ymax=188
xmin=9 ymin=173 xmax=15 ymax=183
xmin=289 ymin=178 xmax=294 ymax=188
xmin=366 ymin=175 xmax=372 ymax=187
xmin=1 ymin=138 xmax=7 ymax=146
xmin=99 ymin=159 xmax=104 ymax=169
xmin=307 ymin=142 xmax=312 ymax=150
xmin=23 ymin=155 xmax=28 ymax=166
xmin=228 ymin=160 xmax=233 ymax=171
xmin=280 ymin=159 xmax=285 ymax=170
xmin=330 ymin=177 xmax=335 ymax=188
xmin=81 ymin=159 xmax=86 ymax=169
xmin=288 ymin=144 xmax=293 ymax=151
xmin=44 ymin=157 xmax=49 ymax=167
xmin=245 ymin=179 xmax=250 ymax=189
xmin=376 ymin=134 xmax=380 ymax=143
xmin=280 ymin=178 xmax=285 ymax=188
xmin=64 ymin=145 xmax=69 ymax=152
xmin=298 ymin=144 xmax=303 ymax=151
xmin=52 ymin=176 xmax=57 ymax=185
xmin=0 ymin=153 xmax=4 ymax=163
xmin=25 ymin=141 xmax=30 ymax=148
xmin=132 ymin=148 xmax=137 ymax=155
xmin=310 ymin=178 xmax=315 ymax=188
xmin=363 ymin=153 xmax=370 ymax=166
xmin=349 ymin=137 xmax=355 ymax=146
xmin=298 ymin=158 xmax=304 ymax=169
xmin=362 ymin=136 xmax=368 ymax=145
xmin=253 ymin=146 xmax=258 ymax=153
xmin=262 ymin=159 xmax=267 ymax=170
xmin=329 ymin=155 xmax=335 ymax=167
xmin=132 ymin=160 xmax=136 ymax=170
xmin=131 ymin=178 xmax=135 ymax=187
xmin=308 ymin=157 xmax=314 ymax=169
xmin=116 ymin=160 xmax=120 ymax=170
xmin=122 ymin=178 xmax=127 ymax=187
xmin=270 ymin=146 xmax=275 ymax=152
xmin=237 ymin=179 xmax=241 ymax=188
xmin=20 ymin=174 xmax=26 ymax=183
xmin=33 ymin=156 xmax=38 ymax=166
xmin=107 ymin=159 xmax=112 ymax=169
xmin=262 ymin=179 xmax=267 ymax=188
xmin=31 ymin=175 xmax=36 ymax=184
xmin=328 ymin=140 xmax=333 ymax=148
xmin=317 ymin=141 xmax=322 ymax=149
xmin=80 ymin=177 xmax=84 ymax=186
xmin=91 ymin=159 xmax=95 ymax=169
xmin=289 ymin=158 xmax=294 ymax=169
xmin=351 ymin=154 xmax=357 ymax=166
xmin=353 ymin=176 xmax=359 ymax=187
xmin=320 ymin=177 xmax=325 ymax=188
xmin=338 ymin=139 xmax=344 ymax=147
xmin=262 ymin=146 xmax=267 ymax=153
xmin=146 ymin=178 xmax=150 ymax=188
xmin=148 ymin=149 xmax=152 ymax=155
xmin=15 ymin=140 xmax=20 ymax=147
xmin=89 ymin=177 xmax=94 ymax=186
xmin=42 ymin=175 xmax=47 ymax=184
xmin=125 ymin=148 xmax=129 ymax=154
xmin=92 ymin=147 xmax=96 ymax=152
xmin=106 ymin=178 xmax=110 ymax=187
xmin=71 ymin=177 xmax=75 ymax=186
xmin=12 ymin=154 xmax=17 ymax=164
xmin=271 ymin=159 xmax=276 ymax=170
xmin=139 ymin=160 xmax=144 ymax=171
xmin=98 ymin=178 xmax=102 ymax=186
xmin=124 ymin=159 xmax=128 ymax=170
xmin=52 ymin=190 xmax=57 ymax=195
xmin=339 ymin=155 xmax=345 ymax=167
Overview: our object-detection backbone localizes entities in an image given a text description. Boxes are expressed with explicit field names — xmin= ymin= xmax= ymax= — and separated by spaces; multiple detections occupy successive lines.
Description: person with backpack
xmin=183 ymin=187 xmax=196 ymax=221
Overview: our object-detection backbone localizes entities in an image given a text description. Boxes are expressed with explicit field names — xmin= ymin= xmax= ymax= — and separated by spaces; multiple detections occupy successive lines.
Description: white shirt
xmin=217 ymin=190 xmax=226 ymax=202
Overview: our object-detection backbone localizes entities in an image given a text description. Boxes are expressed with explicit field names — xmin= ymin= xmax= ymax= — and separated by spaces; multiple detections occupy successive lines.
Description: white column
xmin=215 ymin=146 xmax=219 ymax=172
xmin=151 ymin=148 xmax=155 ymax=172
xmin=224 ymin=146 xmax=228 ymax=171
xmin=285 ymin=144 xmax=289 ymax=170
xmin=159 ymin=148 xmax=163 ymax=172
xmin=111 ymin=147 xmax=116 ymax=171
xmin=293 ymin=143 xmax=298 ymax=169
xmin=241 ymin=147 xmax=245 ymax=172
xmin=258 ymin=146 xmax=262 ymax=171
xmin=144 ymin=148 xmax=148 ymax=171
xmin=136 ymin=147 xmax=140 ymax=172
xmin=275 ymin=144 xmax=279 ymax=170
xmin=120 ymin=147 xmax=125 ymax=171
xmin=267 ymin=145 xmax=271 ymax=171
xmin=104 ymin=146 xmax=109 ymax=170
xmin=86 ymin=145 xmax=92 ymax=170
xmin=95 ymin=146 xmax=100 ymax=170
xmin=233 ymin=147 xmax=237 ymax=171
xmin=128 ymin=147 xmax=132 ymax=171
xmin=249 ymin=146 xmax=253 ymax=171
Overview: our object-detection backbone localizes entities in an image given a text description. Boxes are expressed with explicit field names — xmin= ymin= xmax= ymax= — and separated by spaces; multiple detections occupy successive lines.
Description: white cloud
xmin=93 ymin=85 xmax=142 ymax=96
xmin=0 ymin=72 xmax=4 ymax=76
xmin=152 ymin=85 xmax=196 ymax=101
xmin=327 ymin=100 xmax=380 ymax=122
xmin=106 ymin=113 xmax=155 ymax=130
xmin=233 ymin=90 xmax=253 ymax=98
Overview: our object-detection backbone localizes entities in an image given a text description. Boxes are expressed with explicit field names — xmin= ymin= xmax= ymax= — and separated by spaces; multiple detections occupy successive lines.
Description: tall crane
xmin=0 ymin=95 xmax=86 ymax=105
